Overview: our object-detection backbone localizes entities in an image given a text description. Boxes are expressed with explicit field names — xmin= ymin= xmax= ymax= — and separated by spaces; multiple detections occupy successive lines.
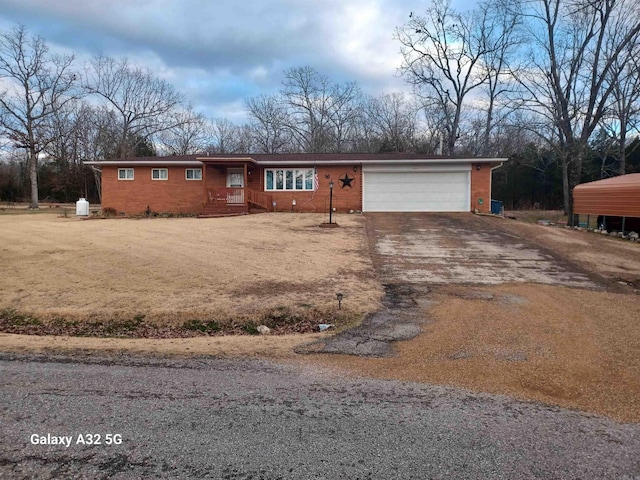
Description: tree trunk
xmin=483 ymin=92 xmax=495 ymax=157
xmin=561 ymin=156 xmax=570 ymax=215
xmin=565 ymin=145 xmax=587 ymax=225
xmin=619 ymin=124 xmax=627 ymax=176
xmin=28 ymin=149 xmax=39 ymax=209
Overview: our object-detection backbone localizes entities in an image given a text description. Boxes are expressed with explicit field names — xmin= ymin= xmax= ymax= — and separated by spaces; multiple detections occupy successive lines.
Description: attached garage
xmin=362 ymin=164 xmax=471 ymax=212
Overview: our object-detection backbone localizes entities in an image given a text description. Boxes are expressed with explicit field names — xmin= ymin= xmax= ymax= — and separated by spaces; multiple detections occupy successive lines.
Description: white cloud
xmin=0 ymin=0 xmax=427 ymax=120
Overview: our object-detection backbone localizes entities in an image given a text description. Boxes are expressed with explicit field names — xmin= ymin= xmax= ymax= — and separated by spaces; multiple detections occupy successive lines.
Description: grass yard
xmin=0 ymin=212 xmax=382 ymax=335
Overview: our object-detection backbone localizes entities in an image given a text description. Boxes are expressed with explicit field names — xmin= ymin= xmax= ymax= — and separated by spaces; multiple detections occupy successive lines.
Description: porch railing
xmin=206 ymin=187 xmax=274 ymax=210
xmin=247 ymin=189 xmax=273 ymax=211
xmin=207 ymin=188 xmax=244 ymax=205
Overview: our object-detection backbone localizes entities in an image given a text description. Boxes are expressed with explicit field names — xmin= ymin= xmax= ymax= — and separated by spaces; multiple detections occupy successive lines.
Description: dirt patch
xmin=301 ymin=283 xmax=640 ymax=422
xmin=0 ymin=213 xmax=382 ymax=330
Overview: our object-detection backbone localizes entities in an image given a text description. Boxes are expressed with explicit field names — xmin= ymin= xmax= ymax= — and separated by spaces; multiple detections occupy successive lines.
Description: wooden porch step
xmin=201 ymin=204 xmax=248 ymax=217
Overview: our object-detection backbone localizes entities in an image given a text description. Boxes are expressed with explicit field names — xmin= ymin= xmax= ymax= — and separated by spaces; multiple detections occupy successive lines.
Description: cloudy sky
xmin=0 ymin=0 xmax=451 ymax=123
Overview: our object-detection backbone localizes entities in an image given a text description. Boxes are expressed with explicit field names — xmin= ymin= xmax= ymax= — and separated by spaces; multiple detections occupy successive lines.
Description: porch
xmin=198 ymin=157 xmax=273 ymax=217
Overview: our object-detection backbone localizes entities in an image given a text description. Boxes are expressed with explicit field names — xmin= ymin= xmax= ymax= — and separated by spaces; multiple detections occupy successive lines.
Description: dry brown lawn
xmin=0 ymin=212 xmax=382 ymax=327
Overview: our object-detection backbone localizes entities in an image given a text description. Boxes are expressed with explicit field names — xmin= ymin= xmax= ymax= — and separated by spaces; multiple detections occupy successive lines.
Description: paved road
xmin=1 ymin=353 xmax=639 ymax=479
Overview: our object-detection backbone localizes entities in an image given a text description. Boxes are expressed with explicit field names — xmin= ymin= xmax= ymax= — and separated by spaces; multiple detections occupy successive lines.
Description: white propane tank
xmin=75 ymin=198 xmax=90 ymax=216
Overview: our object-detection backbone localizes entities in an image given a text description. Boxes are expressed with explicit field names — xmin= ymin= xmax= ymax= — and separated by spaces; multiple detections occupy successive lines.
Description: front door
xmin=227 ymin=168 xmax=244 ymax=188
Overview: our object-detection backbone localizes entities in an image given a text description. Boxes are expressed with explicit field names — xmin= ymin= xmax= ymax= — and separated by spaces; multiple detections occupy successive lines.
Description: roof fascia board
xmin=196 ymin=157 xmax=257 ymax=164
xmin=84 ymin=160 xmax=204 ymax=166
xmin=256 ymin=158 xmax=508 ymax=166
xmin=84 ymin=157 xmax=508 ymax=167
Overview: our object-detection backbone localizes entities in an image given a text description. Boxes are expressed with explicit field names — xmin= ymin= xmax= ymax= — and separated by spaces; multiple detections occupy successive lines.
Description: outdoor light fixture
xmin=336 ymin=292 xmax=343 ymax=309
xmin=476 ymin=164 xmax=481 ymax=171
xmin=353 ymin=166 xmax=358 ymax=172
xmin=329 ymin=181 xmax=334 ymax=224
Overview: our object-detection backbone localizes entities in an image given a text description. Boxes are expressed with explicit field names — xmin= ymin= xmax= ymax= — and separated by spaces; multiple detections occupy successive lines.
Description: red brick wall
xmin=470 ymin=163 xmax=496 ymax=213
xmin=262 ymin=165 xmax=362 ymax=213
xmin=205 ymin=166 xmax=227 ymax=188
xmin=102 ymin=162 xmax=496 ymax=215
xmin=102 ymin=166 xmax=205 ymax=215
xmin=204 ymin=165 xmax=259 ymax=189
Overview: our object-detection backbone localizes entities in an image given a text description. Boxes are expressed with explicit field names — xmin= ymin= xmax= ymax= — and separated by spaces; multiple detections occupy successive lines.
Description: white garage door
xmin=363 ymin=164 xmax=471 ymax=212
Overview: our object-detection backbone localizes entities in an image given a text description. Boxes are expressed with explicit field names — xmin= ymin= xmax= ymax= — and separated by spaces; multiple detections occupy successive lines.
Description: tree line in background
xmin=1 ymin=0 xmax=639 ymax=213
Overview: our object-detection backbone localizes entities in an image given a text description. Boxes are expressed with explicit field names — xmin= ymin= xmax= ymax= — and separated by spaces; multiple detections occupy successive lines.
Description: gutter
xmin=83 ymin=160 xmax=204 ymax=166
xmin=256 ymin=158 xmax=508 ymax=166
xmin=83 ymin=157 xmax=509 ymax=167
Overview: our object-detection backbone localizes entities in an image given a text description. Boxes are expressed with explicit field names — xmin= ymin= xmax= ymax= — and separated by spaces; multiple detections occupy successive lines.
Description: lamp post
xmin=329 ymin=181 xmax=334 ymax=224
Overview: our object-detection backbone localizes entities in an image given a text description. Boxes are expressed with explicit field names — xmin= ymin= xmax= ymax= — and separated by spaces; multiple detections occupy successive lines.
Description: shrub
xmin=102 ymin=207 xmax=117 ymax=217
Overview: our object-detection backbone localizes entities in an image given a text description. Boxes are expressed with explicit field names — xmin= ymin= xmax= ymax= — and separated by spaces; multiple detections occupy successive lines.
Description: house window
xmin=152 ymin=168 xmax=168 ymax=180
xmin=118 ymin=168 xmax=134 ymax=180
xmin=265 ymin=168 xmax=315 ymax=191
xmin=185 ymin=168 xmax=202 ymax=180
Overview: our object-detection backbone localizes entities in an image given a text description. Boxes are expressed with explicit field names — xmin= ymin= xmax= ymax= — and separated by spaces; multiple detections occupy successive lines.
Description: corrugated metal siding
xmin=573 ymin=174 xmax=640 ymax=217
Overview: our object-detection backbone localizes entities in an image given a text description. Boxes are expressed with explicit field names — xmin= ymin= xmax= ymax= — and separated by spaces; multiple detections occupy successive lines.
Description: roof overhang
xmin=196 ymin=157 xmax=257 ymax=165
xmin=84 ymin=156 xmax=508 ymax=167
xmin=256 ymin=157 xmax=508 ymax=166
xmin=84 ymin=160 xmax=203 ymax=167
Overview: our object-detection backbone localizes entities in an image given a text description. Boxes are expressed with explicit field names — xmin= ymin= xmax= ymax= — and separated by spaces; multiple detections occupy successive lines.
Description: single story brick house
xmin=84 ymin=153 xmax=506 ymax=216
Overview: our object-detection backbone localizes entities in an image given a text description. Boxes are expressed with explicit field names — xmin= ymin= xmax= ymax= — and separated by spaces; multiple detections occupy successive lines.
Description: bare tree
xmin=246 ymin=66 xmax=362 ymax=153
xmin=325 ymin=81 xmax=361 ymax=152
xmin=209 ymin=118 xmax=242 ymax=154
xmin=476 ymin=0 xmax=522 ymax=155
xmin=513 ymin=0 xmax=640 ymax=214
xmin=234 ymin=124 xmax=256 ymax=154
xmin=156 ymin=107 xmax=210 ymax=155
xmin=245 ymin=94 xmax=292 ymax=153
xmin=83 ymin=55 xmax=184 ymax=158
xmin=396 ymin=0 xmax=494 ymax=154
xmin=365 ymin=93 xmax=417 ymax=152
xmin=0 ymin=25 xmax=78 ymax=208
xmin=280 ymin=66 xmax=334 ymax=152
xmin=609 ymin=47 xmax=640 ymax=175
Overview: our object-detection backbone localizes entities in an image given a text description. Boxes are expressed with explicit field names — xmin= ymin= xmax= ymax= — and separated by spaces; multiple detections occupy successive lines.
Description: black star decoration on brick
xmin=339 ymin=174 xmax=354 ymax=189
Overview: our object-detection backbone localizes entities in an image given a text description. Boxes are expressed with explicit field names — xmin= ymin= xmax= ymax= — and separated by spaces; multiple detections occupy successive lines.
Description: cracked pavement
xmin=306 ymin=213 xmax=607 ymax=357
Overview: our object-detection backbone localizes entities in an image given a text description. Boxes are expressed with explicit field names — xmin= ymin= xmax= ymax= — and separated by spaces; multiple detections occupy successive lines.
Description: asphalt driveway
xmin=366 ymin=213 xmax=600 ymax=289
